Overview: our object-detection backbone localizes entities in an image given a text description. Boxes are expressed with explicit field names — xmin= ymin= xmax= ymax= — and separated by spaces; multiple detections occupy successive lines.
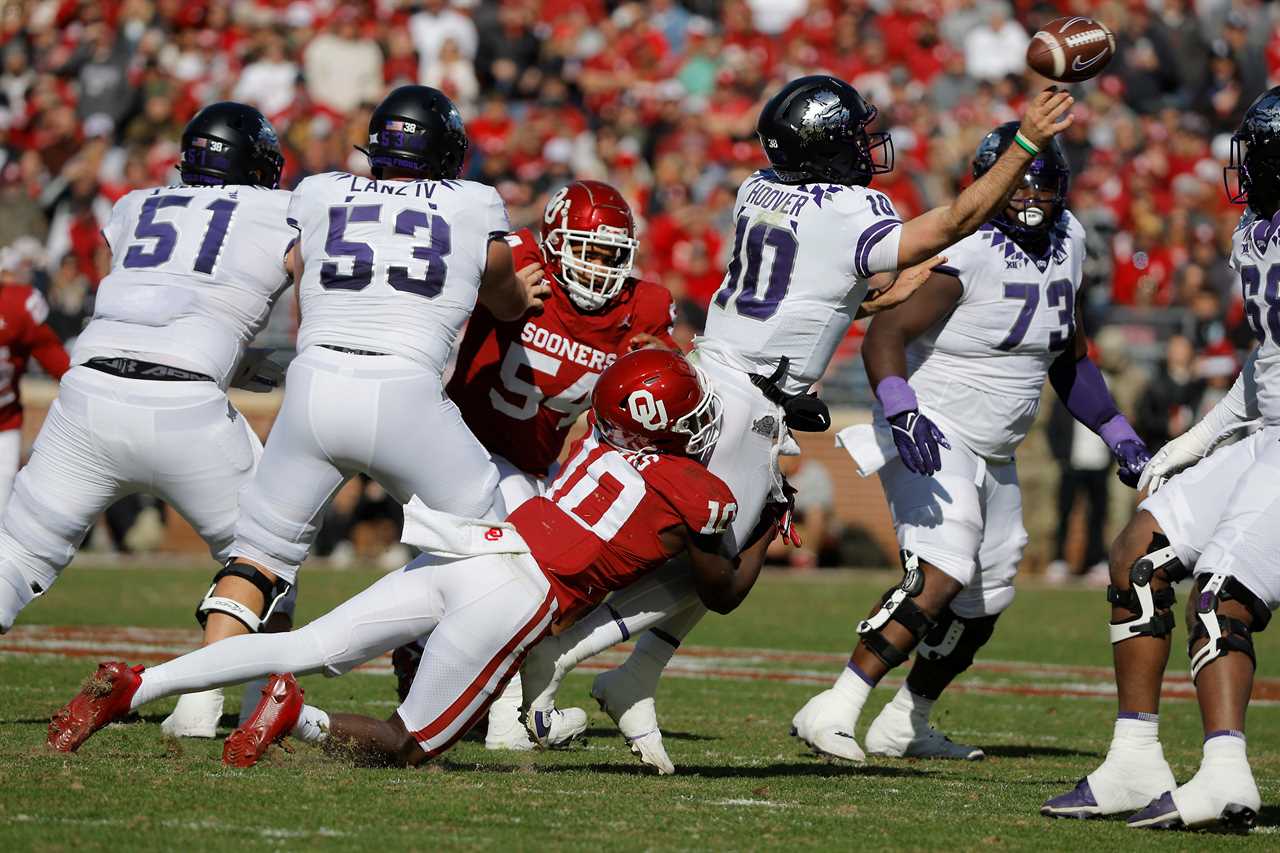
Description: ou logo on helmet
xmin=627 ymin=389 xmax=669 ymax=430
xmin=544 ymin=185 xmax=571 ymax=225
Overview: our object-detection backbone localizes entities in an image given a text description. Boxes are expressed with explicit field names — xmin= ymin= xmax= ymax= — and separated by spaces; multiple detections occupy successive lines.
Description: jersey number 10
xmin=713 ymin=216 xmax=798 ymax=322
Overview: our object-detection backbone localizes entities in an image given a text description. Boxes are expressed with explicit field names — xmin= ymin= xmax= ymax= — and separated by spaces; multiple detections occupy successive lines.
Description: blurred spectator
xmin=963 ymin=4 xmax=1028 ymax=81
xmin=233 ymin=29 xmax=298 ymax=119
xmin=304 ymin=8 xmax=384 ymax=114
xmin=1136 ymin=334 xmax=1201 ymax=449
xmin=768 ymin=454 xmax=837 ymax=570
xmin=1046 ymin=398 xmax=1112 ymax=584
xmin=410 ymin=0 xmax=478 ymax=82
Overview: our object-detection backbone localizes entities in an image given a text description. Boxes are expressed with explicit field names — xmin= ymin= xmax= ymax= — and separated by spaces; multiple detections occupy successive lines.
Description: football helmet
xmin=756 ymin=75 xmax=893 ymax=187
xmin=179 ymin=102 xmax=284 ymax=189
xmin=972 ymin=121 xmax=1070 ymax=238
xmin=1226 ymin=86 xmax=1280 ymax=217
xmin=592 ymin=350 xmax=722 ymax=458
xmin=363 ymin=85 xmax=469 ymax=180
xmin=541 ymin=180 xmax=639 ymax=311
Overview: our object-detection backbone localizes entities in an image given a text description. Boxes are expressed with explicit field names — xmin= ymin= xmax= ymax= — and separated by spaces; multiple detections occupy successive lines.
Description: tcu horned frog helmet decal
xmin=541 ymin=180 xmax=639 ymax=311
xmin=592 ymin=349 xmax=723 ymax=458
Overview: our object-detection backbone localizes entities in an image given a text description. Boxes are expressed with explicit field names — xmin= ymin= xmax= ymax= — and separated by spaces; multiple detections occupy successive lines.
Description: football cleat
xmin=864 ymin=702 xmax=984 ymax=760
xmin=1128 ymin=757 xmax=1261 ymax=832
xmin=160 ymin=688 xmax=225 ymax=739
xmin=591 ymin=669 xmax=674 ymax=774
xmin=222 ymin=673 xmax=302 ymax=768
xmin=1126 ymin=792 xmax=1257 ymax=832
xmin=791 ymin=689 xmax=865 ymax=763
xmin=525 ymin=707 xmax=588 ymax=749
xmin=485 ymin=676 xmax=535 ymax=751
xmin=48 ymin=662 xmax=144 ymax=752
xmin=1043 ymin=750 xmax=1177 ymax=818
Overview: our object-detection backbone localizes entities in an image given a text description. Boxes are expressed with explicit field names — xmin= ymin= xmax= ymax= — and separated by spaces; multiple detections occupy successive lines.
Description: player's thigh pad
xmin=1194 ymin=430 xmax=1280 ymax=611
xmin=1138 ymin=431 xmax=1262 ymax=569
xmin=399 ymin=553 xmax=556 ymax=756
xmin=233 ymin=354 xmax=348 ymax=583
xmin=879 ymin=442 xmax=984 ymax=587
xmin=954 ymin=460 xmax=1027 ymax=618
xmin=701 ymin=360 xmax=786 ymax=554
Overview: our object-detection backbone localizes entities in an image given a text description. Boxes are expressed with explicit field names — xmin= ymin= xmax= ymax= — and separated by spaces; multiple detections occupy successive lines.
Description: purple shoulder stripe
xmin=853 ymin=218 xmax=901 ymax=278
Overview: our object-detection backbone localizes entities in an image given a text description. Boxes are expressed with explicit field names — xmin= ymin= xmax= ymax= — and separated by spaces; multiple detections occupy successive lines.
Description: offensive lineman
xmin=1042 ymin=88 xmax=1280 ymax=832
xmin=442 ymin=179 xmax=676 ymax=749
xmin=519 ymin=77 xmax=1076 ymax=773
xmin=791 ymin=123 xmax=1150 ymax=763
xmin=178 ymin=85 xmax=547 ymax=728
xmin=48 ymin=350 xmax=776 ymax=769
xmin=0 ymin=103 xmax=291 ymax=644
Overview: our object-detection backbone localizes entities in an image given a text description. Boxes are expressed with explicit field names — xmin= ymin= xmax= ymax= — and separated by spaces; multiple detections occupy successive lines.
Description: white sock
xmin=291 ymin=704 xmax=330 ymax=745
xmin=832 ymin=664 xmax=874 ymax=719
xmin=553 ymin=603 xmax=633 ymax=670
xmin=131 ymin=670 xmax=168 ymax=710
xmin=890 ymin=684 xmax=934 ymax=721
xmin=1202 ymin=730 xmax=1247 ymax=767
xmin=1109 ymin=712 xmax=1161 ymax=753
xmin=623 ymin=630 xmax=680 ymax=687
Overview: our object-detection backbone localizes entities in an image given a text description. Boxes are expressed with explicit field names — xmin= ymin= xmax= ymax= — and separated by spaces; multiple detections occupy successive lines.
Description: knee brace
xmin=1108 ymin=534 xmax=1186 ymax=645
xmin=196 ymin=560 xmax=292 ymax=633
xmin=918 ymin=609 xmax=999 ymax=673
xmin=1188 ymin=573 xmax=1272 ymax=682
xmin=856 ymin=550 xmax=936 ymax=669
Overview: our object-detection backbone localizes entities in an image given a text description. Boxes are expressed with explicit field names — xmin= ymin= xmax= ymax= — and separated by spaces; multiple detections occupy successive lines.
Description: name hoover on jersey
xmin=743 ymin=181 xmax=811 ymax=217
xmin=520 ymin=320 xmax=617 ymax=371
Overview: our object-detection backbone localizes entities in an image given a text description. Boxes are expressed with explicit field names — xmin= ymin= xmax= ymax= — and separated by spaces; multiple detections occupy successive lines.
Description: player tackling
xmin=518 ymin=76 xmax=1076 ymax=772
xmin=47 ymin=350 xmax=776 ymax=768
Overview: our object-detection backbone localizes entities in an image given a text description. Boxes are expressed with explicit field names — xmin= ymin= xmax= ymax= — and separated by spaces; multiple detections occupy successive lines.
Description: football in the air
xmin=1026 ymin=16 xmax=1116 ymax=83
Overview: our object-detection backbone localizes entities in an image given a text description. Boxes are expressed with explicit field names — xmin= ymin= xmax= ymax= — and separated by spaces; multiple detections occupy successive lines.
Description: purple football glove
xmin=1112 ymin=438 xmax=1151 ymax=488
xmin=888 ymin=410 xmax=950 ymax=476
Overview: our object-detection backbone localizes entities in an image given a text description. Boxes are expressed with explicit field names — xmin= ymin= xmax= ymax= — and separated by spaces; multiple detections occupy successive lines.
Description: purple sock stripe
xmin=605 ymin=604 xmax=629 ymax=643
xmin=649 ymin=628 xmax=681 ymax=649
xmin=1117 ymin=711 xmax=1159 ymax=723
xmin=1204 ymin=729 xmax=1246 ymax=743
xmin=846 ymin=661 xmax=877 ymax=687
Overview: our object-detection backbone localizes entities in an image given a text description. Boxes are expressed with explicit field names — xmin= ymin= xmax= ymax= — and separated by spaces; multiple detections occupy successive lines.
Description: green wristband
xmin=1013 ymin=131 xmax=1040 ymax=156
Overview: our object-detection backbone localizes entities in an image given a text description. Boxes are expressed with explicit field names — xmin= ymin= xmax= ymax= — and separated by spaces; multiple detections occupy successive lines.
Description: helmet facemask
xmin=673 ymin=368 xmax=723 ymax=460
xmin=996 ymin=165 xmax=1068 ymax=243
xmin=1227 ymin=133 xmax=1280 ymax=218
xmin=550 ymin=221 xmax=638 ymax=311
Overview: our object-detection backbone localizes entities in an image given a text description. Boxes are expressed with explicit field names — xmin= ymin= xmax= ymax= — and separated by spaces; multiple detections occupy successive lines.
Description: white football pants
xmin=232 ymin=345 xmax=505 ymax=585
xmin=0 ymin=366 xmax=261 ymax=631
xmin=0 ymin=427 xmax=21 ymax=518
xmin=132 ymin=551 xmax=557 ymax=757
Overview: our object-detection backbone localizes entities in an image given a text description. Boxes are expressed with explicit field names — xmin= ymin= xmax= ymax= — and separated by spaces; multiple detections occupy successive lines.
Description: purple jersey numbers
xmin=1241 ymin=264 xmax=1280 ymax=344
xmin=997 ymin=278 xmax=1074 ymax=352
xmin=714 ymin=215 xmax=797 ymax=321
xmin=123 ymin=193 xmax=240 ymax=277
xmin=319 ymin=204 xmax=452 ymax=298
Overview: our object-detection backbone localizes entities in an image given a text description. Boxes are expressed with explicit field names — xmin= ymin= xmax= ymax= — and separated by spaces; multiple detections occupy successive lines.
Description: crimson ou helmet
xmin=541 ymin=180 xmax=639 ymax=311
xmin=592 ymin=349 xmax=722 ymax=458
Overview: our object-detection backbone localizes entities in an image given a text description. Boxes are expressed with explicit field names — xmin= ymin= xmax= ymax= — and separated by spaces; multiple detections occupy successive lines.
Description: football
xmin=1026 ymin=16 xmax=1116 ymax=83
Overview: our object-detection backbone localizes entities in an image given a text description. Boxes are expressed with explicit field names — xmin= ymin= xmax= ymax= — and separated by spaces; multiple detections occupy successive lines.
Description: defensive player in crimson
xmin=792 ymin=123 xmax=1149 ymax=764
xmin=518 ymin=76 xmax=1077 ymax=773
xmin=0 ymin=257 xmax=70 ymax=513
xmin=434 ymin=179 xmax=675 ymax=749
xmin=47 ymin=349 xmax=780 ymax=768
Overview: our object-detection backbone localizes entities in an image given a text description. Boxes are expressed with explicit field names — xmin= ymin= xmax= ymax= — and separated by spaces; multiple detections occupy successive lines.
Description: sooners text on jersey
xmin=509 ymin=428 xmax=736 ymax=620
xmin=448 ymin=228 xmax=676 ymax=476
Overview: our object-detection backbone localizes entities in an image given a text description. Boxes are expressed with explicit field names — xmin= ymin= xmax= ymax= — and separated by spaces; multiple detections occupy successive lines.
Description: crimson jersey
xmin=510 ymin=429 xmax=737 ymax=619
xmin=0 ymin=286 xmax=69 ymax=431
xmin=447 ymin=228 xmax=677 ymax=476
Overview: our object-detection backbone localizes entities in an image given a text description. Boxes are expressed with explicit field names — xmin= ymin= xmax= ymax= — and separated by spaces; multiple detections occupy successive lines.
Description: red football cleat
xmin=47 ymin=661 xmax=144 ymax=752
xmin=222 ymin=673 xmax=303 ymax=768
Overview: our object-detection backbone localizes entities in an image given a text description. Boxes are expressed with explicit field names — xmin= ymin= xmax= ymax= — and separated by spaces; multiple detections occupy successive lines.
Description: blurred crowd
xmin=0 ymin=0 xmax=1275 ymax=406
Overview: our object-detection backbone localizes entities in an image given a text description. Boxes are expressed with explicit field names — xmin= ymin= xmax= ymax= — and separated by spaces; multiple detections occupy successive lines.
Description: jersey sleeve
xmin=845 ymin=188 xmax=903 ymax=278
xmin=643 ymin=458 xmax=737 ymax=536
xmin=634 ymin=282 xmax=678 ymax=349
xmin=101 ymin=191 xmax=138 ymax=255
xmin=486 ymin=186 xmax=511 ymax=241
xmin=286 ymin=177 xmax=315 ymax=236
xmin=506 ymin=228 xmax=544 ymax=270
xmin=18 ymin=288 xmax=70 ymax=378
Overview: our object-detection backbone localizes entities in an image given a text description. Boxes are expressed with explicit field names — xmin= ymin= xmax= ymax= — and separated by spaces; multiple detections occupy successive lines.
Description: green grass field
xmin=2 ymin=562 xmax=1278 ymax=851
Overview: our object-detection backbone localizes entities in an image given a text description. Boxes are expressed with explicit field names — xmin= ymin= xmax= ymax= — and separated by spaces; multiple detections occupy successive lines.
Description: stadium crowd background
xmin=0 ymin=0 xmax=1274 ymax=572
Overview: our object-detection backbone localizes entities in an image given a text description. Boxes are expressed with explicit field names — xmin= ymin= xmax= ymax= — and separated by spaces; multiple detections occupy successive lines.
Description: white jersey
xmin=1229 ymin=208 xmax=1280 ymax=424
xmin=78 ymin=185 xmax=294 ymax=387
xmin=903 ymin=213 xmax=1086 ymax=461
xmin=290 ymin=172 xmax=509 ymax=372
xmin=696 ymin=171 xmax=903 ymax=395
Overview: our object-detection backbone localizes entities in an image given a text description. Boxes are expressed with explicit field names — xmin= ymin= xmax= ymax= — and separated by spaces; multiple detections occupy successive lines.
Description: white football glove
xmin=231 ymin=348 xmax=284 ymax=393
xmin=1138 ymin=419 xmax=1254 ymax=495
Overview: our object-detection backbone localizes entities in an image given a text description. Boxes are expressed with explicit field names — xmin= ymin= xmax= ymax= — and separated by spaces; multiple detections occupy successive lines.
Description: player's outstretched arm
xmin=1048 ymin=302 xmax=1149 ymax=488
xmin=895 ymin=89 xmax=1074 ymax=268
xmin=685 ymin=526 xmax=771 ymax=615
xmin=478 ymin=240 xmax=551 ymax=321
xmin=858 ymin=256 xmax=949 ymax=320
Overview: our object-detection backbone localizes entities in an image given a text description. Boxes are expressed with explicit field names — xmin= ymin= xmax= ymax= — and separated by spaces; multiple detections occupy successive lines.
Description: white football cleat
xmin=1128 ymin=749 xmax=1259 ymax=831
xmin=591 ymin=668 xmax=674 ymax=775
xmin=791 ymin=689 xmax=865 ymax=763
xmin=864 ymin=702 xmax=984 ymax=760
xmin=485 ymin=677 xmax=535 ymax=751
xmin=525 ymin=707 xmax=588 ymax=749
xmin=1042 ymin=748 xmax=1177 ymax=819
xmin=161 ymin=687 xmax=225 ymax=739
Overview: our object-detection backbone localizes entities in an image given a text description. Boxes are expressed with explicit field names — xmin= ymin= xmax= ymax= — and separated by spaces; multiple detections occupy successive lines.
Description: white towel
xmin=400 ymin=496 xmax=531 ymax=558
xmin=835 ymin=423 xmax=898 ymax=478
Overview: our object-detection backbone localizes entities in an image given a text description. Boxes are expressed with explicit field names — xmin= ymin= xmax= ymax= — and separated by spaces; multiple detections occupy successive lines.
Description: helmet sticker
xmin=627 ymin=389 xmax=669 ymax=430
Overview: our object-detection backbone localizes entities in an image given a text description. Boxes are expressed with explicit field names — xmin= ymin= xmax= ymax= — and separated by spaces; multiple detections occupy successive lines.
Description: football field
xmin=2 ymin=562 xmax=1278 ymax=851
